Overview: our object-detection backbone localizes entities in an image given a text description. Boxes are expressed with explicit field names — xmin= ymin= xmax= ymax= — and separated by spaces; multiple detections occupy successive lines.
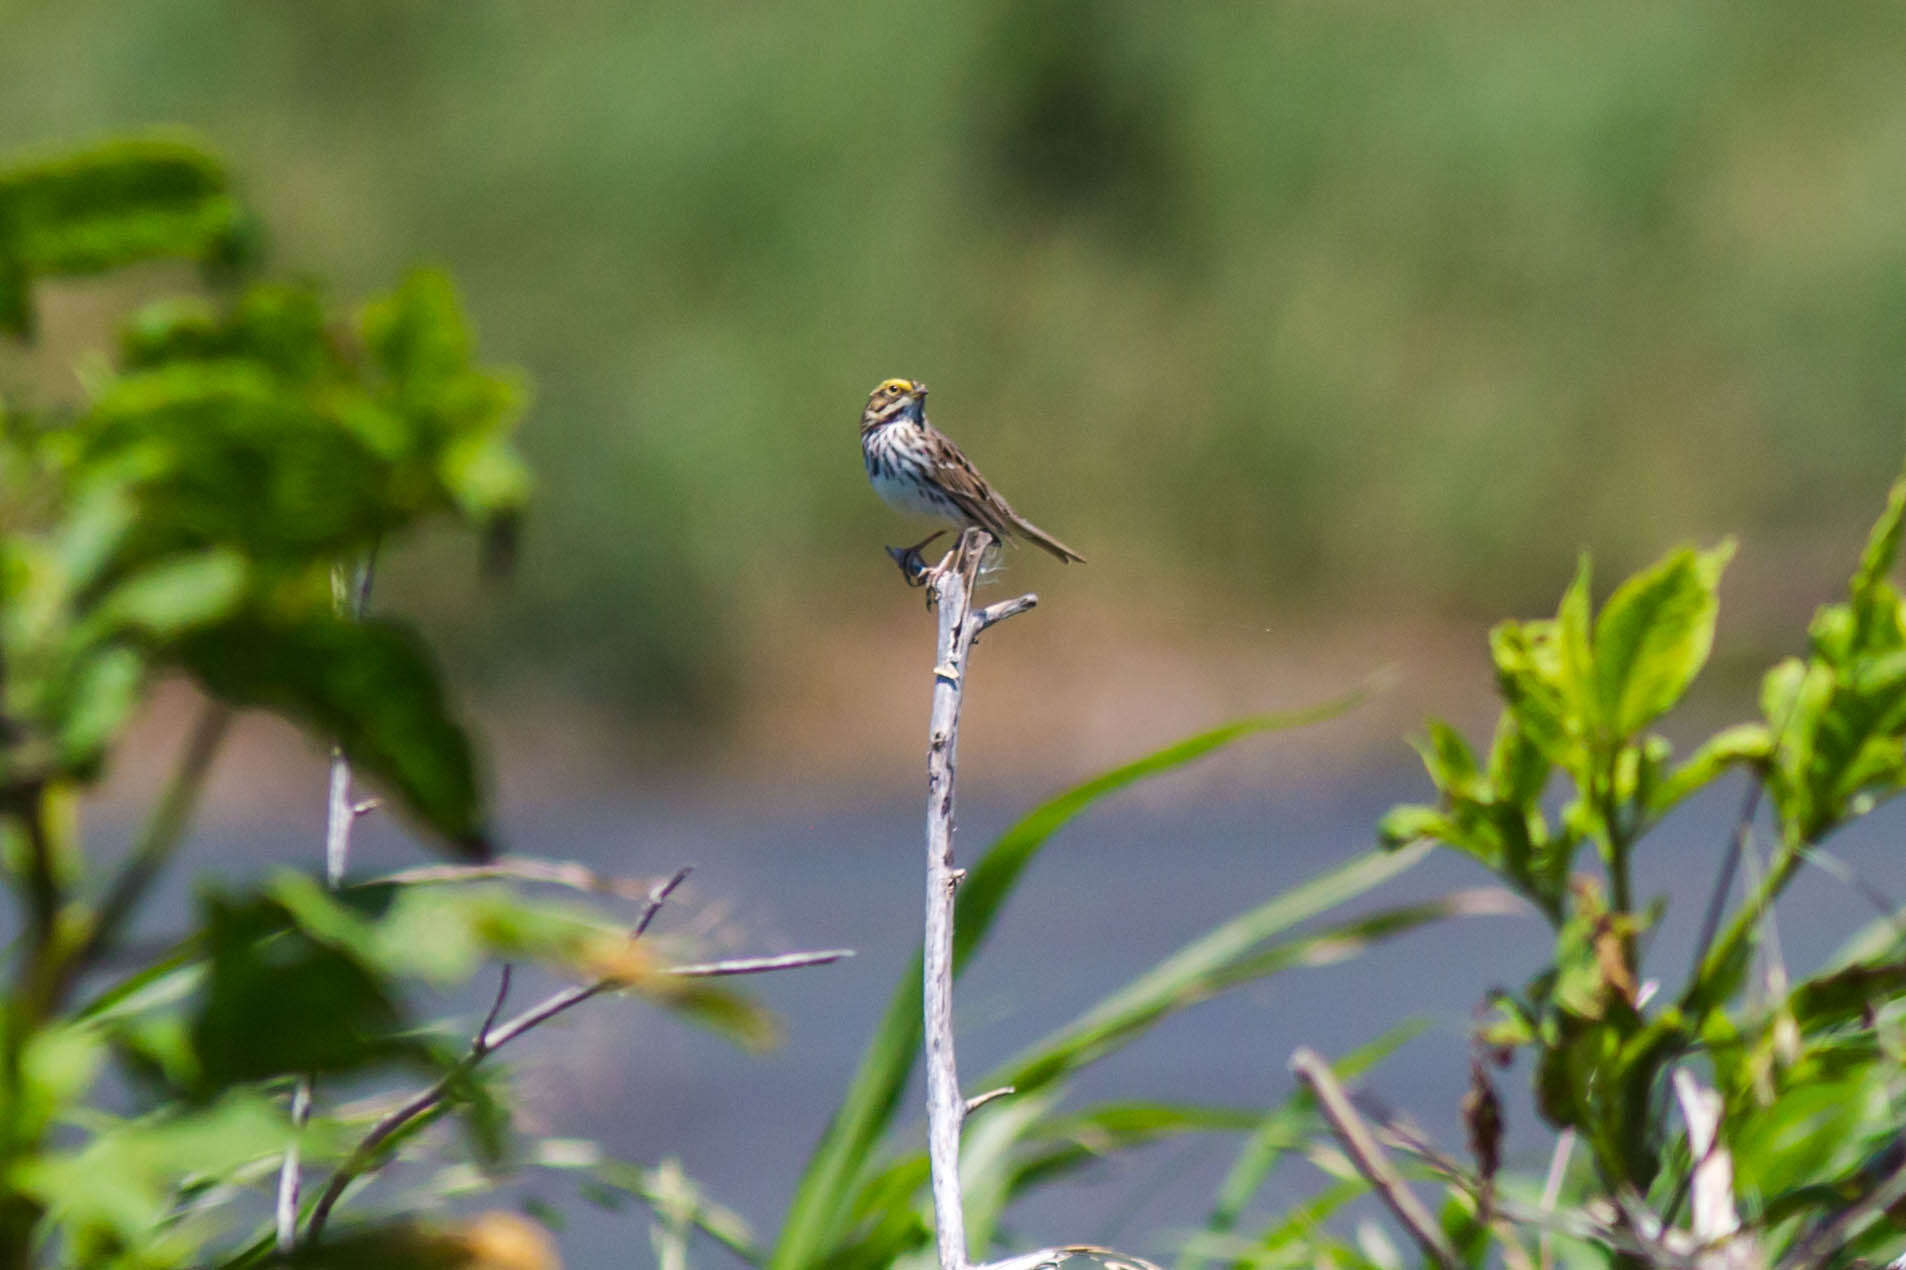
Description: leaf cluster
xmin=0 ymin=133 xmax=785 ymax=1270
xmin=1368 ymin=471 xmax=1906 ymax=1262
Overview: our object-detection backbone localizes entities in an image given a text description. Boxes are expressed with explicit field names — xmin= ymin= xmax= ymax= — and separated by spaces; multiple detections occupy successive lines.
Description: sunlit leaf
xmin=1592 ymin=541 xmax=1733 ymax=739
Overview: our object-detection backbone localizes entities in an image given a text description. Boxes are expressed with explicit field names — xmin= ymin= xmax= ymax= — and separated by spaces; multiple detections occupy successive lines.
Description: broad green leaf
xmin=179 ymin=614 xmax=487 ymax=853
xmin=19 ymin=1093 xmax=315 ymax=1263
xmin=81 ymin=360 xmax=400 ymax=563
xmin=1592 ymin=542 xmax=1734 ymax=738
xmin=1489 ymin=620 xmax=1572 ymax=767
xmin=191 ymin=890 xmax=417 ymax=1093
xmin=128 ymin=283 xmax=333 ymax=383
xmin=1485 ymin=711 xmax=1551 ymax=810
xmin=90 ymin=548 xmax=248 ymax=640
xmin=50 ymin=645 xmax=145 ymax=771
xmin=0 ymin=132 xmax=252 ymax=334
xmin=769 ymin=691 xmax=1371 ymax=1270
xmin=1557 ymin=553 xmax=1597 ymax=740
xmin=361 ymin=268 xmax=473 ymax=394
xmin=1850 ymin=476 xmax=1906 ymax=644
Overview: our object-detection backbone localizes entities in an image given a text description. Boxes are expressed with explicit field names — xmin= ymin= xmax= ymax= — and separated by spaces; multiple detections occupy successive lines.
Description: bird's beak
xmin=913 ymin=382 xmax=928 ymax=401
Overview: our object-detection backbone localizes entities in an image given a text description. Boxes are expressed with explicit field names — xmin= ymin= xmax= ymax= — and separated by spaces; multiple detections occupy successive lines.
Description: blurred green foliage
xmin=5 ymin=1 xmax=1904 ymax=715
xmin=0 ymin=132 xmax=793 ymax=1268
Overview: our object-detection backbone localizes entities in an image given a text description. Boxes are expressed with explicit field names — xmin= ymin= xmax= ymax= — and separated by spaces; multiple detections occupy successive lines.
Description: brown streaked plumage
xmin=859 ymin=377 xmax=1085 ymax=564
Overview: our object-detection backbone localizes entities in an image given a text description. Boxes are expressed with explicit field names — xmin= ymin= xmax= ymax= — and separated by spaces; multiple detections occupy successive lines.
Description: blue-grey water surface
xmin=83 ymin=765 xmax=1906 ymax=1265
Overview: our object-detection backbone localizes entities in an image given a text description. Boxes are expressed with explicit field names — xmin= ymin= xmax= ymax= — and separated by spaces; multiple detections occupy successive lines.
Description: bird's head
xmin=862 ymin=377 xmax=927 ymax=430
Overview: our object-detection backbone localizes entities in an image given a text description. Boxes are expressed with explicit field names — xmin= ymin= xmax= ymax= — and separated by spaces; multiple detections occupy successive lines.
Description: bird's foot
xmin=886 ymin=531 xmax=949 ymax=590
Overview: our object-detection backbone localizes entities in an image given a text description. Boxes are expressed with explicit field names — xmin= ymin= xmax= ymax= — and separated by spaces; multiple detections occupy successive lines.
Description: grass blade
xmin=769 ymin=690 xmax=1372 ymax=1270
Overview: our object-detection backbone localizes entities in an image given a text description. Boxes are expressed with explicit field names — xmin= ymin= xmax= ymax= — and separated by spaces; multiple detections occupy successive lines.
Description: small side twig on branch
xmin=1289 ymin=1046 xmax=1463 ymax=1270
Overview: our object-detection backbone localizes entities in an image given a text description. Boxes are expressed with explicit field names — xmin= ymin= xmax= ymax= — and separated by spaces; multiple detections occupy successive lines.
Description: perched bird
xmin=859 ymin=377 xmax=1085 ymax=566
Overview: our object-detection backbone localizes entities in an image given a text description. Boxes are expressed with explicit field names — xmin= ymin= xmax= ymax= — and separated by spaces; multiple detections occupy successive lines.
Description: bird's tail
xmin=1011 ymin=514 xmax=1086 ymax=564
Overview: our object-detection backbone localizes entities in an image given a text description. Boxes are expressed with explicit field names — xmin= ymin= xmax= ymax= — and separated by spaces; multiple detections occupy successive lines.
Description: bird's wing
xmin=923 ymin=426 xmax=1021 ymax=541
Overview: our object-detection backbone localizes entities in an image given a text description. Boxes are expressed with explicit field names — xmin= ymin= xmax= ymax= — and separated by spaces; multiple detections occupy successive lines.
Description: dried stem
xmin=669 ymin=950 xmax=853 ymax=977
xmin=1684 ymin=777 xmax=1763 ymax=997
xmin=76 ymin=703 xmax=232 ymax=989
xmin=324 ymin=553 xmax=376 ymax=886
xmin=365 ymin=855 xmax=672 ymax=902
xmin=920 ymin=530 xmax=1037 ymax=1270
xmin=274 ymin=1080 xmax=311 ymax=1252
xmin=1289 ymin=1046 xmax=1462 ymax=1270
xmin=1539 ymin=1129 xmax=1575 ymax=1270
xmin=283 ymin=553 xmax=374 ymax=1246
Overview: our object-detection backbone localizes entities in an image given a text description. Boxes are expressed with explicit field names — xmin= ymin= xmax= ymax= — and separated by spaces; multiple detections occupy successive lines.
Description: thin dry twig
xmin=921 ymin=530 xmax=1038 ymax=1270
xmin=1539 ymin=1129 xmax=1575 ymax=1270
xmin=306 ymin=869 xmax=689 ymax=1242
xmin=1290 ymin=1046 xmax=1462 ymax=1270
xmin=366 ymin=855 xmax=675 ymax=903
xmin=668 ymin=950 xmax=854 ymax=977
xmin=82 ymin=703 xmax=233 ymax=979
xmin=282 ymin=555 xmax=375 ymax=1248
xmin=1686 ymin=777 xmax=1764 ymax=992
xmin=978 ymin=1245 xmax=1165 ymax=1270
xmin=1672 ymin=1067 xmax=1757 ymax=1269
xmin=964 ymin=1086 xmax=1016 ymax=1116
xmin=324 ymin=554 xmax=376 ymax=886
xmin=274 ymin=1079 xmax=311 ymax=1252
xmin=302 ymin=868 xmax=846 ymax=1242
xmin=911 ymin=532 xmax=1154 ymax=1270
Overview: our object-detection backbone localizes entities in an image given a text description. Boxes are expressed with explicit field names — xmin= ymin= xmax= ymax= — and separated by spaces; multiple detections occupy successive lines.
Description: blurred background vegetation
xmin=4 ymin=0 xmax=1905 ymax=736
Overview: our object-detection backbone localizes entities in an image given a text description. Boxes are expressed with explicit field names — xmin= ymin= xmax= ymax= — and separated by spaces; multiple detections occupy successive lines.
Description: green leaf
xmin=190 ymin=890 xmax=416 ymax=1093
xmin=1558 ymin=552 xmax=1598 ymax=736
xmin=178 ymin=614 xmax=487 ymax=853
xmin=1376 ymin=803 xmax=1454 ymax=851
xmin=91 ymin=548 xmax=248 ymax=640
xmin=1647 ymin=722 xmax=1772 ymax=817
xmin=19 ymin=1093 xmax=316 ymax=1262
xmin=1592 ymin=541 xmax=1734 ymax=738
xmin=768 ymin=691 xmax=1371 ymax=1270
xmin=1489 ymin=619 xmax=1574 ymax=769
xmin=121 ymin=284 xmax=334 ymax=384
xmin=990 ymin=867 xmax=1502 ymax=1095
xmin=1411 ymin=719 xmax=1481 ymax=798
xmin=0 ymin=132 xmax=251 ymax=335
xmin=1850 ymin=476 xmax=1906 ymax=642
xmin=361 ymin=268 xmax=473 ymax=393
xmin=1485 ymin=711 xmax=1552 ymax=810
xmin=50 ymin=645 xmax=145 ymax=772
xmin=81 ymin=360 xmax=401 ymax=563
